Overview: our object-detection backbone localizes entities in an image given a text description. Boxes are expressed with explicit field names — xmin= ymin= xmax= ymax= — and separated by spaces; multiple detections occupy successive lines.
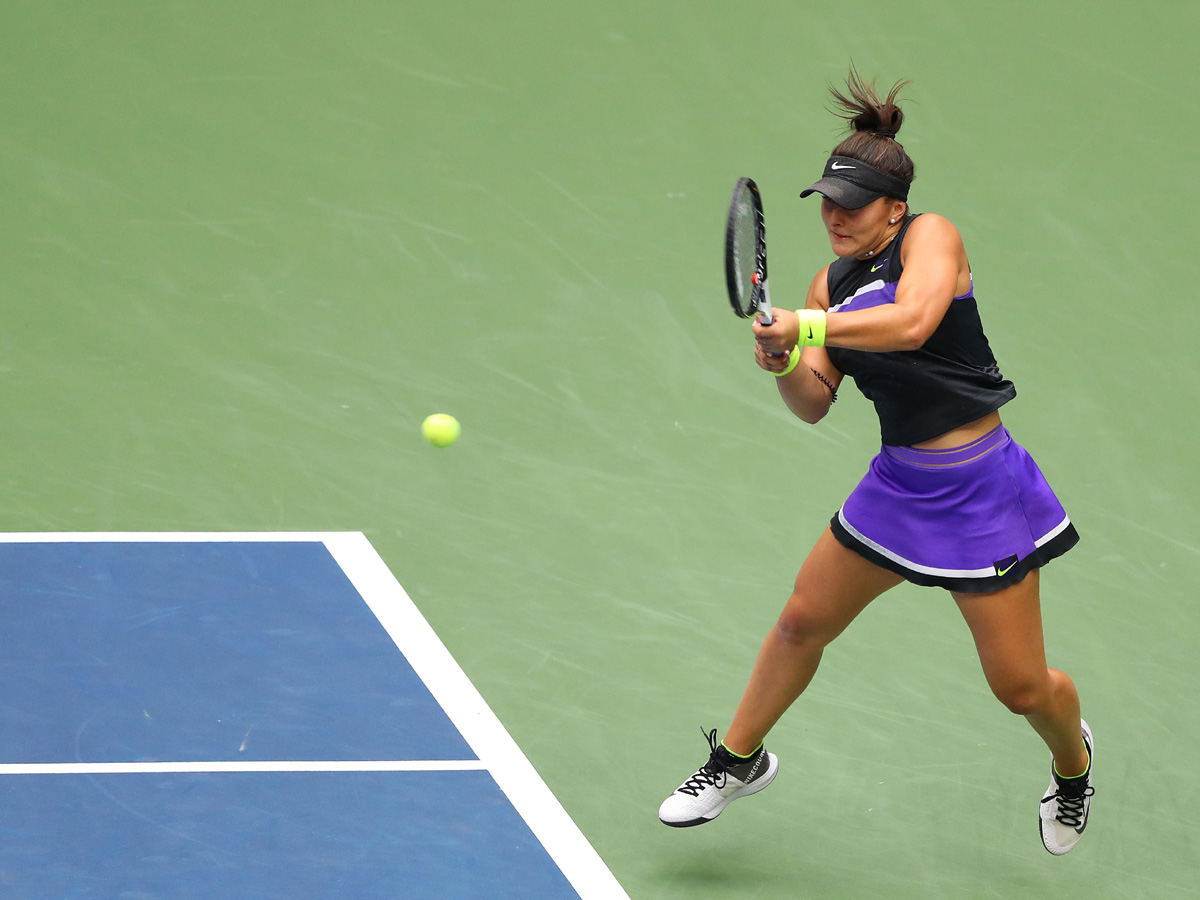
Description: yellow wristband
xmin=795 ymin=309 xmax=827 ymax=347
xmin=773 ymin=345 xmax=801 ymax=377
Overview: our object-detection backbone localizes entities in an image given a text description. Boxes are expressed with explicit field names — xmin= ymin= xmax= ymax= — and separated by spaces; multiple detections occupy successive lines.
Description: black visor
xmin=800 ymin=156 xmax=910 ymax=209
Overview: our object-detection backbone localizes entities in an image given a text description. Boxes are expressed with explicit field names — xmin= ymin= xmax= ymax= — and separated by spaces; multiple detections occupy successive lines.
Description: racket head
xmin=724 ymin=177 xmax=769 ymax=319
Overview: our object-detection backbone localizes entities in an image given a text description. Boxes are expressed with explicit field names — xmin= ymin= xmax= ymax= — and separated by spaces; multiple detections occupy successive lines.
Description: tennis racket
xmin=724 ymin=177 xmax=775 ymax=326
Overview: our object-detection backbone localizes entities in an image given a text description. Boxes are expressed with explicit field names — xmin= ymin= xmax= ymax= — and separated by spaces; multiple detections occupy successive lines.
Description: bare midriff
xmin=911 ymin=410 xmax=1003 ymax=450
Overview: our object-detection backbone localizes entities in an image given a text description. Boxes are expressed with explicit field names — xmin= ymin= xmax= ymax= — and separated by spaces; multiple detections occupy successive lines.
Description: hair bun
xmin=825 ymin=67 xmax=916 ymax=190
xmin=833 ymin=69 xmax=908 ymax=139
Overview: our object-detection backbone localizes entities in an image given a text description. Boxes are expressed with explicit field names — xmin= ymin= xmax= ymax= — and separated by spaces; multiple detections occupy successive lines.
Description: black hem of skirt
xmin=830 ymin=515 xmax=1080 ymax=594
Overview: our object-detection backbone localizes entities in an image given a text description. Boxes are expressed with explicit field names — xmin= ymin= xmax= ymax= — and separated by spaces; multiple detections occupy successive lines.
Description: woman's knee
xmin=990 ymin=677 xmax=1049 ymax=717
xmin=774 ymin=594 xmax=844 ymax=648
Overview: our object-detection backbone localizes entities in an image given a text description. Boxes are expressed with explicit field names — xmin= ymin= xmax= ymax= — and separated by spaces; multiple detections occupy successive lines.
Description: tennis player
xmin=659 ymin=71 xmax=1094 ymax=856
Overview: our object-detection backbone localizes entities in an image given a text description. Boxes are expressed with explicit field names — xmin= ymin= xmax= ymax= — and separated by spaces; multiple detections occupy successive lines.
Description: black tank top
xmin=824 ymin=214 xmax=1016 ymax=446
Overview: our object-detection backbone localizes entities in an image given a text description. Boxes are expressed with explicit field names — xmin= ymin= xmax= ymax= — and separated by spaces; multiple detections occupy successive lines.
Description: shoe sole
xmin=659 ymin=753 xmax=779 ymax=828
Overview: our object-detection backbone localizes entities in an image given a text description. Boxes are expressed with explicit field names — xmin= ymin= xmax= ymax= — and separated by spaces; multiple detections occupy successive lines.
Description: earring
xmin=889 ymin=218 xmax=897 ymax=224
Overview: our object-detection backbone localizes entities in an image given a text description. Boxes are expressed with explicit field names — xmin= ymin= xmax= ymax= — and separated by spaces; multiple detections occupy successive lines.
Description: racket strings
xmin=729 ymin=194 xmax=762 ymax=317
xmin=725 ymin=178 xmax=767 ymax=319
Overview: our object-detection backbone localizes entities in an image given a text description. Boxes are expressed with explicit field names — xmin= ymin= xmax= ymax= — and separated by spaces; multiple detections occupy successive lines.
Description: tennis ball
xmin=421 ymin=413 xmax=460 ymax=448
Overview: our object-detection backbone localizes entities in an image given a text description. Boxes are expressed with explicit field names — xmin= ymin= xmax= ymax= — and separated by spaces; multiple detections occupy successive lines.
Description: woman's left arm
xmin=756 ymin=214 xmax=969 ymax=355
xmin=826 ymin=214 xmax=966 ymax=351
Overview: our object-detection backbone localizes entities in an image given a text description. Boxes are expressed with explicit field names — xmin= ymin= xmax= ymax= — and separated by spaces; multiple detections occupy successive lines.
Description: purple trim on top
xmin=831 ymin=274 xmax=973 ymax=315
xmin=829 ymin=280 xmax=896 ymax=314
xmin=953 ymin=274 xmax=975 ymax=301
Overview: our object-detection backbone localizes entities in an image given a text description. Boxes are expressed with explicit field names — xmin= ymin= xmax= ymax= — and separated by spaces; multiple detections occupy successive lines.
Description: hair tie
xmin=873 ymin=129 xmax=896 ymax=139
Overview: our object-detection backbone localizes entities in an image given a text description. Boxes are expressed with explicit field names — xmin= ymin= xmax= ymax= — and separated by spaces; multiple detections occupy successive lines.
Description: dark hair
xmin=828 ymin=68 xmax=915 ymax=189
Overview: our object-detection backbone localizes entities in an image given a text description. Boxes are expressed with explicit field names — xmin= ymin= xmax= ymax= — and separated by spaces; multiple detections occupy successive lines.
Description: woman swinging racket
xmin=659 ymin=70 xmax=1094 ymax=856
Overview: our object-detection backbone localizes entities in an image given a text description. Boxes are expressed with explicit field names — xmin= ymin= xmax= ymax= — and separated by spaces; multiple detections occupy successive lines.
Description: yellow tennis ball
xmin=421 ymin=413 xmax=460 ymax=447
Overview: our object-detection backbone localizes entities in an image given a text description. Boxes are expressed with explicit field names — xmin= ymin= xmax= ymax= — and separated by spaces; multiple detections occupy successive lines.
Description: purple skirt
xmin=830 ymin=426 xmax=1078 ymax=593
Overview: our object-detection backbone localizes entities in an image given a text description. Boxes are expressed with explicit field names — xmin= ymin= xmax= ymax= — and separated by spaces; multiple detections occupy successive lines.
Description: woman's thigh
xmin=778 ymin=527 xmax=905 ymax=644
xmin=952 ymin=570 xmax=1051 ymax=708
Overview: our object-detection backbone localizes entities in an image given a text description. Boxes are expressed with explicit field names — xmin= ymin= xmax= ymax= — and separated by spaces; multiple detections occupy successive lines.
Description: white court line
xmin=0 ymin=532 xmax=632 ymax=900
xmin=0 ymin=763 xmax=492 ymax=777
xmin=0 ymin=531 xmax=346 ymax=543
xmin=0 ymin=760 xmax=488 ymax=775
xmin=325 ymin=533 xmax=632 ymax=900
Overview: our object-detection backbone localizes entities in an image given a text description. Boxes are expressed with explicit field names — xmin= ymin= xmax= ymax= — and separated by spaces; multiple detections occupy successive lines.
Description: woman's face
xmin=820 ymin=196 xmax=907 ymax=259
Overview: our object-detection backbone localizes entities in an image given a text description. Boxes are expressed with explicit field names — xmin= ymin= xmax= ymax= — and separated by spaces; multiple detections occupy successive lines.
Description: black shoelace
xmin=1042 ymin=780 xmax=1095 ymax=829
xmin=677 ymin=729 xmax=729 ymax=796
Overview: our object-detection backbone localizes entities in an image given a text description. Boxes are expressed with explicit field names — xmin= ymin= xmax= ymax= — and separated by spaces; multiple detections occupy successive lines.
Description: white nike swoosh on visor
xmin=830 ymin=163 xmax=856 ymax=170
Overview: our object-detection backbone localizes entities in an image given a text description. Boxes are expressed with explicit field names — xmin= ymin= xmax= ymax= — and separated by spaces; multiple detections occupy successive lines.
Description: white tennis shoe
xmin=659 ymin=729 xmax=778 ymax=827
xmin=1040 ymin=719 xmax=1095 ymax=855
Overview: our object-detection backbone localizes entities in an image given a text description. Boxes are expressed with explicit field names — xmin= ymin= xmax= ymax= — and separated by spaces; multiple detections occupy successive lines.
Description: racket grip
xmin=758 ymin=280 xmax=787 ymax=357
xmin=757 ymin=278 xmax=774 ymax=325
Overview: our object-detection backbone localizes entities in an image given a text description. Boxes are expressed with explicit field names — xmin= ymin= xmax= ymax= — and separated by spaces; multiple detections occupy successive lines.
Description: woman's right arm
xmin=753 ymin=266 xmax=844 ymax=424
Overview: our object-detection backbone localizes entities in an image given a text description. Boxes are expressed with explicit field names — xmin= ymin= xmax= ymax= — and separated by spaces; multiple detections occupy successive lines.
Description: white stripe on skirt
xmin=836 ymin=508 xmax=1073 ymax=579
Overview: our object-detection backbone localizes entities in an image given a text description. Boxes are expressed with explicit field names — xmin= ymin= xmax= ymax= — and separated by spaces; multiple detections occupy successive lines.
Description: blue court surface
xmin=0 ymin=533 xmax=630 ymax=899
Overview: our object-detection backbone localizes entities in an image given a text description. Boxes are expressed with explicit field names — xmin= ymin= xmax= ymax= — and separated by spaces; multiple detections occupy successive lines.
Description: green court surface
xmin=3 ymin=2 xmax=1199 ymax=897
